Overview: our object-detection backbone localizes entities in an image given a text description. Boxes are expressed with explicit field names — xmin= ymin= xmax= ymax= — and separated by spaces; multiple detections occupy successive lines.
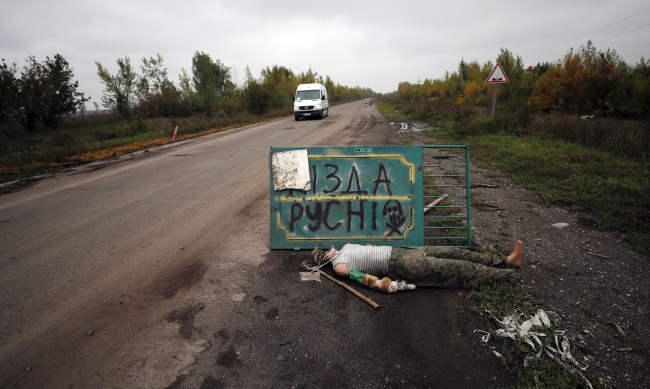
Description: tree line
xmin=1 ymin=51 xmax=374 ymax=135
xmin=1 ymin=55 xmax=89 ymax=133
xmin=395 ymin=41 xmax=649 ymax=120
xmin=97 ymin=51 xmax=373 ymax=119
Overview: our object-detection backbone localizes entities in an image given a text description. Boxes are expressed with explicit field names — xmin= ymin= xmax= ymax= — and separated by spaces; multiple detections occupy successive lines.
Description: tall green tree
xmin=138 ymin=53 xmax=171 ymax=98
xmin=17 ymin=55 xmax=46 ymax=131
xmin=579 ymin=41 xmax=625 ymax=115
xmin=7 ymin=54 xmax=88 ymax=132
xmin=243 ymin=66 xmax=269 ymax=115
xmin=260 ymin=65 xmax=295 ymax=110
xmin=0 ymin=59 xmax=20 ymax=134
xmin=178 ymin=67 xmax=195 ymax=108
xmin=96 ymin=56 xmax=138 ymax=117
xmin=297 ymin=68 xmax=320 ymax=84
xmin=323 ymin=75 xmax=335 ymax=101
xmin=495 ymin=48 xmax=529 ymax=100
xmin=627 ymin=57 xmax=650 ymax=117
xmin=191 ymin=51 xmax=231 ymax=116
xmin=136 ymin=53 xmax=182 ymax=117
xmin=40 ymin=54 xmax=89 ymax=128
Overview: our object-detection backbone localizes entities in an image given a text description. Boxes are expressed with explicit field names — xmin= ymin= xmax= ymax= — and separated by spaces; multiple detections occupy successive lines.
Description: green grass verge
xmin=464 ymin=134 xmax=649 ymax=255
xmin=469 ymin=282 xmax=587 ymax=389
xmin=377 ymin=98 xmax=650 ymax=255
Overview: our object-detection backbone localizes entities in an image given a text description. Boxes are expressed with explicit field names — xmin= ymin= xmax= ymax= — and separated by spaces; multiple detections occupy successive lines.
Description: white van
xmin=293 ymin=83 xmax=329 ymax=120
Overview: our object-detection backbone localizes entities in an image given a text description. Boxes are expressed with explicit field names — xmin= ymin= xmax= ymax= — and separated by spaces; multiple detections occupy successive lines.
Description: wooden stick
xmin=473 ymin=202 xmax=502 ymax=211
xmin=579 ymin=245 xmax=613 ymax=259
xmin=317 ymin=269 xmax=380 ymax=309
xmin=424 ymin=194 xmax=449 ymax=214
xmin=613 ymin=322 xmax=626 ymax=336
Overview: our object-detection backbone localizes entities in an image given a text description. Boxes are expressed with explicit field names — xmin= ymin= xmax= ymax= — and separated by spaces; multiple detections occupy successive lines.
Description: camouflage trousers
xmin=388 ymin=247 xmax=518 ymax=288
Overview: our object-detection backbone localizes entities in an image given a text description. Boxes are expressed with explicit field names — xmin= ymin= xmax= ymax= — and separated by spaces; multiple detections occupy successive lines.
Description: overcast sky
xmin=1 ymin=0 xmax=648 ymax=109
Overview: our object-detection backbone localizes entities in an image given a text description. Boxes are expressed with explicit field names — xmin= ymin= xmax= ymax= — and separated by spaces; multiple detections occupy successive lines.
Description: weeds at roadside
xmin=468 ymin=281 xmax=538 ymax=318
xmin=469 ymin=281 xmax=587 ymax=389
xmin=0 ymin=108 xmax=289 ymax=184
xmin=376 ymin=97 xmax=650 ymax=255
xmin=467 ymin=133 xmax=650 ymax=254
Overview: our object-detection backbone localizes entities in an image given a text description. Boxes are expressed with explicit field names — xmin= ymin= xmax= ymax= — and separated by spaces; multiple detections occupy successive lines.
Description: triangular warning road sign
xmin=486 ymin=63 xmax=509 ymax=84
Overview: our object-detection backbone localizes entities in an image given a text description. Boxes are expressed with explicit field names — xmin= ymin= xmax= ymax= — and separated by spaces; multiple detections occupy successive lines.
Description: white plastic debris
xmin=552 ymin=222 xmax=569 ymax=229
xmin=484 ymin=309 xmax=592 ymax=389
xmin=474 ymin=329 xmax=491 ymax=343
xmin=299 ymin=272 xmax=321 ymax=282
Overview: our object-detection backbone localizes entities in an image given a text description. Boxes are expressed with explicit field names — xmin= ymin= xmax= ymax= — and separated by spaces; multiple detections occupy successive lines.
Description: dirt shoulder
xmin=386 ymin=121 xmax=649 ymax=388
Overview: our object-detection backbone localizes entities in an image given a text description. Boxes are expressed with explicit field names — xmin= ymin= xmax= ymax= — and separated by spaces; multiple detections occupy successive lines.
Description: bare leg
xmin=506 ymin=240 xmax=524 ymax=268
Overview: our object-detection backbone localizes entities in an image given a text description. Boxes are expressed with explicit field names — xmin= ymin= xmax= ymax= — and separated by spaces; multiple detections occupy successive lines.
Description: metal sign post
xmin=486 ymin=63 xmax=509 ymax=117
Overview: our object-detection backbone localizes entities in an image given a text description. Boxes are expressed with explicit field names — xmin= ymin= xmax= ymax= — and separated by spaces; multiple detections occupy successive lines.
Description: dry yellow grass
xmin=66 ymin=124 xmax=240 ymax=163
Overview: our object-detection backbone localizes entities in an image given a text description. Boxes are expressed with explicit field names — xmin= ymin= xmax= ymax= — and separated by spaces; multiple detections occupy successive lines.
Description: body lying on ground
xmin=318 ymin=241 xmax=524 ymax=293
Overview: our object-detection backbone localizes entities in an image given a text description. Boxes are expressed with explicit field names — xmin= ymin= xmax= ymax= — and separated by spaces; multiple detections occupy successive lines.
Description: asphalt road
xmin=0 ymin=101 xmax=514 ymax=388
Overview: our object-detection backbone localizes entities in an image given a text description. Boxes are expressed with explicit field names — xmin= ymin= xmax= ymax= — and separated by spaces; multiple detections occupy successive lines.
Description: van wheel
xmin=295 ymin=114 xmax=300 ymax=121
xmin=319 ymin=109 xmax=324 ymax=119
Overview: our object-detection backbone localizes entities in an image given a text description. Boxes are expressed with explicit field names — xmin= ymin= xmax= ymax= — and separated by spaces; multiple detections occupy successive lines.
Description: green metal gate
xmin=269 ymin=145 xmax=471 ymax=249
xmin=422 ymin=145 xmax=472 ymax=248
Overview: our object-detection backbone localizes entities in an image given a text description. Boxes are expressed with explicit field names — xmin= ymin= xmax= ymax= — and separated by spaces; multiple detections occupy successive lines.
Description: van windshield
xmin=295 ymin=90 xmax=321 ymax=101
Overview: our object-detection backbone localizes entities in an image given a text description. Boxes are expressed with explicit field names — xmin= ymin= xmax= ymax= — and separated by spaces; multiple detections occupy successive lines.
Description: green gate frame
xmin=422 ymin=145 xmax=472 ymax=248
xmin=269 ymin=145 xmax=471 ymax=249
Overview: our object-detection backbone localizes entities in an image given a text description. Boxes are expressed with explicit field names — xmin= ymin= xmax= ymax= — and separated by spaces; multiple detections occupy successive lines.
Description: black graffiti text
xmin=310 ymin=163 xmax=393 ymax=195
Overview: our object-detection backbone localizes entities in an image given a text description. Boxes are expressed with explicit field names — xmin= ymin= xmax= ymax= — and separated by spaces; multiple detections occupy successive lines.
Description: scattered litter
xmin=616 ymin=347 xmax=633 ymax=352
xmin=483 ymin=309 xmax=592 ymax=389
xmin=300 ymin=271 xmax=321 ymax=282
xmin=474 ymin=329 xmax=491 ymax=343
xmin=612 ymin=323 xmax=626 ymax=336
xmin=86 ymin=330 xmax=94 ymax=336
xmin=552 ymin=222 xmax=569 ymax=229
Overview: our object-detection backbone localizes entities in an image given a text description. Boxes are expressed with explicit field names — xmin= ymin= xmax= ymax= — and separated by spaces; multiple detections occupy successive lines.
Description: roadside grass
xmin=377 ymin=98 xmax=650 ymax=256
xmin=375 ymin=99 xmax=423 ymax=123
xmin=0 ymin=109 xmax=286 ymax=184
xmin=466 ymin=133 xmax=650 ymax=255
